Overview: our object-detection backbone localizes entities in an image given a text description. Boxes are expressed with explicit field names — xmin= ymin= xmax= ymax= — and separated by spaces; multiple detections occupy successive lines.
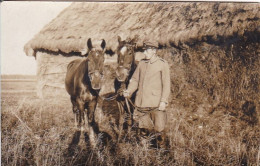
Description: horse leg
xmin=83 ymin=108 xmax=89 ymax=132
xmin=71 ymin=97 xmax=79 ymax=129
xmin=95 ymin=100 xmax=117 ymax=142
xmin=84 ymin=105 xmax=97 ymax=148
xmin=76 ymin=98 xmax=85 ymax=132
xmin=86 ymin=100 xmax=97 ymax=147
xmin=117 ymin=101 xmax=125 ymax=142
xmin=87 ymin=100 xmax=96 ymax=125
xmin=125 ymin=98 xmax=132 ymax=138
xmin=126 ymin=112 xmax=132 ymax=138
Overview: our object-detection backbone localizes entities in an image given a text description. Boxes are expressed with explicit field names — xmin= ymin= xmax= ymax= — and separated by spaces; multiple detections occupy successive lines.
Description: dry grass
xmin=1 ymin=91 xmax=259 ymax=165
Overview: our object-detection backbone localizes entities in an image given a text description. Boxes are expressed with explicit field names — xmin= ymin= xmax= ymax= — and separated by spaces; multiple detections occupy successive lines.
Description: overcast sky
xmin=1 ymin=1 xmax=71 ymax=75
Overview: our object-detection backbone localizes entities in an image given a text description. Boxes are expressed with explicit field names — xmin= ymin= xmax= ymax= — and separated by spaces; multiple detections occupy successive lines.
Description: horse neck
xmin=129 ymin=58 xmax=137 ymax=78
xmin=82 ymin=59 xmax=89 ymax=82
xmin=124 ymin=58 xmax=136 ymax=87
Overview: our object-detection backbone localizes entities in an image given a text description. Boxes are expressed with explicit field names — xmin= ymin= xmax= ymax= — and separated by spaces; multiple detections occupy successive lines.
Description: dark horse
xmin=65 ymin=38 xmax=106 ymax=147
xmin=114 ymin=36 xmax=138 ymax=141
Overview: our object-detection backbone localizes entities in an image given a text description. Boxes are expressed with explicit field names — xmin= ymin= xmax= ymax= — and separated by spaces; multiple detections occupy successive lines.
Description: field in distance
xmin=1 ymin=75 xmax=36 ymax=93
xmin=1 ymin=74 xmax=36 ymax=80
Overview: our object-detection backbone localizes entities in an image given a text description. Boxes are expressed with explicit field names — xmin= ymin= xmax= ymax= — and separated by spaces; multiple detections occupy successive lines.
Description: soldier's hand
xmin=123 ymin=90 xmax=130 ymax=98
xmin=159 ymin=102 xmax=166 ymax=111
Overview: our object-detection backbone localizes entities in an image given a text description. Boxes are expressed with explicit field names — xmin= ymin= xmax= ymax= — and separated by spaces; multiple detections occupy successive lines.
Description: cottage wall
xmin=36 ymin=52 xmax=82 ymax=98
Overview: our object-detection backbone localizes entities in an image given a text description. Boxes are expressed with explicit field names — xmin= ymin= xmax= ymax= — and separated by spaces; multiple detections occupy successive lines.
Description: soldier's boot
xmin=137 ymin=128 xmax=141 ymax=142
xmin=132 ymin=121 xmax=141 ymax=141
xmin=151 ymin=132 xmax=166 ymax=149
xmin=157 ymin=132 xmax=166 ymax=149
xmin=135 ymin=128 xmax=149 ymax=143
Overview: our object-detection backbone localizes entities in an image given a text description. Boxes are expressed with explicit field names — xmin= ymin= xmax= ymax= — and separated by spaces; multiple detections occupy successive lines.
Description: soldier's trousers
xmin=133 ymin=108 xmax=167 ymax=132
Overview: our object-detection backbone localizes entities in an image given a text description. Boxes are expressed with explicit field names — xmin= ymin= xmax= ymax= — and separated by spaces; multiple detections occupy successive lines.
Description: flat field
xmin=1 ymin=75 xmax=259 ymax=166
xmin=1 ymin=75 xmax=37 ymax=106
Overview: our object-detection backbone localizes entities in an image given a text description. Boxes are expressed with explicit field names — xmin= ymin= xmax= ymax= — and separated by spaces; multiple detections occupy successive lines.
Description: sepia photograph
xmin=1 ymin=1 xmax=260 ymax=165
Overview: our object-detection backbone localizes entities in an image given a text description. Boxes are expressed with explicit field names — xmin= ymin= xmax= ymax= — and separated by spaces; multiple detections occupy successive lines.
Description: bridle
xmin=117 ymin=44 xmax=135 ymax=77
xmin=87 ymin=52 xmax=104 ymax=81
xmin=103 ymin=43 xmax=135 ymax=100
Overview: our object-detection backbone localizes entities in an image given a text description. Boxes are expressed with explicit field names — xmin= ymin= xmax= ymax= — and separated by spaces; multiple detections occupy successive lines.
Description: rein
xmin=102 ymin=83 xmax=159 ymax=114
xmin=102 ymin=94 xmax=118 ymax=101
xmin=102 ymin=80 xmax=126 ymax=101
xmin=101 ymin=88 xmax=124 ymax=101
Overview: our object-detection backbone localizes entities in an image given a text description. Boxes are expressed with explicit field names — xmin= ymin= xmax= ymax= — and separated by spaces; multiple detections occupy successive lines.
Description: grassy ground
xmin=1 ymin=76 xmax=260 ymax=165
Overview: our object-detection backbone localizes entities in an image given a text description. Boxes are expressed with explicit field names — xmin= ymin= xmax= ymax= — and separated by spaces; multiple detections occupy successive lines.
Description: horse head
xmin=87 ymin=38 xmax=106 ymax=90
xmin=116 ymin=36 xmax=137 ymax=82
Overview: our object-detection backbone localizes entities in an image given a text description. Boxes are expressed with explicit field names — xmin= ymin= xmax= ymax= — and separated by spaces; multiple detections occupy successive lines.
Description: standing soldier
xmin=123 ymin=39 xmax=170 ymax=147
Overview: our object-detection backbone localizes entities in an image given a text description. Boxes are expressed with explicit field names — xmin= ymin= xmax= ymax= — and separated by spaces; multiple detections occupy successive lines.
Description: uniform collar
xmin=142 ymin=55 xmax=158 ymax=63
xmin=150 ymin=55 xmax=159 ymax=64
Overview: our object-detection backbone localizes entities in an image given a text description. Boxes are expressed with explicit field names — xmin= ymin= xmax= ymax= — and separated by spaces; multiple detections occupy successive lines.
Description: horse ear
xmin=131 ymin=35 xmax=138 ymax=44
xmin=101 ymin=39 xmax=106 ymax=50
xmin=87 ymin=38 xmax=93 ymax=50
xmin=132 ymin=35 xmax=139 ymax=49
xmin=118 ymin=36 xmax=122 ymax=43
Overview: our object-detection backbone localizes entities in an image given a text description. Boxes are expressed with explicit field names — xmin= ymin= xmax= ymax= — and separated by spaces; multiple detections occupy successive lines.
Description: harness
xmin=102 ymin=86 xmax=160 ymax=115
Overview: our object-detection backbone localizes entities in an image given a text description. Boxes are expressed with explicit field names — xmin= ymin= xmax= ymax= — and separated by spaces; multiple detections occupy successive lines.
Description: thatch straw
xmin=24 ymin=2 xmax=260 ymax=56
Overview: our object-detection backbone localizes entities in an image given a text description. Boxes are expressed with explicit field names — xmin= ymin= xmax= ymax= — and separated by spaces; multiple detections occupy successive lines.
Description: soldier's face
xmin=144 ymin=48 xmax=156 ymax=59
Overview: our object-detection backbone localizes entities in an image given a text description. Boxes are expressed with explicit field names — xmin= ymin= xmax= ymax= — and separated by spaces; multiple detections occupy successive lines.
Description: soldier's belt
xmin=126 ymin=98 xmax=165 ymax=113
xmin=137 ymin=107 xmax=159 ymax=112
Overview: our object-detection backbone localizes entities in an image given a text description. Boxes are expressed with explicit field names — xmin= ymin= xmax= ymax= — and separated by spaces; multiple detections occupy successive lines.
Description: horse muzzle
xmin=92 ymin=85 xmax=101 ymax=90
xmin=116 ymin=67 xmax=129 ymax=82
xmin=89 ymin=72 xmax=103 ymax=90
xmin=91 ymin=80 xmax=102 ymax=90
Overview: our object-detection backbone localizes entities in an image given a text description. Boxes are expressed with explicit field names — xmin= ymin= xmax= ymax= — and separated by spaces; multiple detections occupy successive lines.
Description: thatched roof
xmin=24 ymin=2 xmax=260 ymax=56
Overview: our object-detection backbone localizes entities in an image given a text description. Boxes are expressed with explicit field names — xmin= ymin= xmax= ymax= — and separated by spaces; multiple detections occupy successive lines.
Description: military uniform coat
xmin=128 ymin=55 xmax=171 ymax=107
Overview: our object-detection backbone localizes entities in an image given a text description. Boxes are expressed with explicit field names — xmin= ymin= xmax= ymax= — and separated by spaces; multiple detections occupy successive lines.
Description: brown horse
xmin=114 ymin=36 xmax=138 ymax=141
xmin=65 ymin=38 xmax=106 ymax=147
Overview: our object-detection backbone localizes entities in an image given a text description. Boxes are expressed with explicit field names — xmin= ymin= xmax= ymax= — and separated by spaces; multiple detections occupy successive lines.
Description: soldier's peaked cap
xmin=143 ymin=39 xmax=158 ymax=49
